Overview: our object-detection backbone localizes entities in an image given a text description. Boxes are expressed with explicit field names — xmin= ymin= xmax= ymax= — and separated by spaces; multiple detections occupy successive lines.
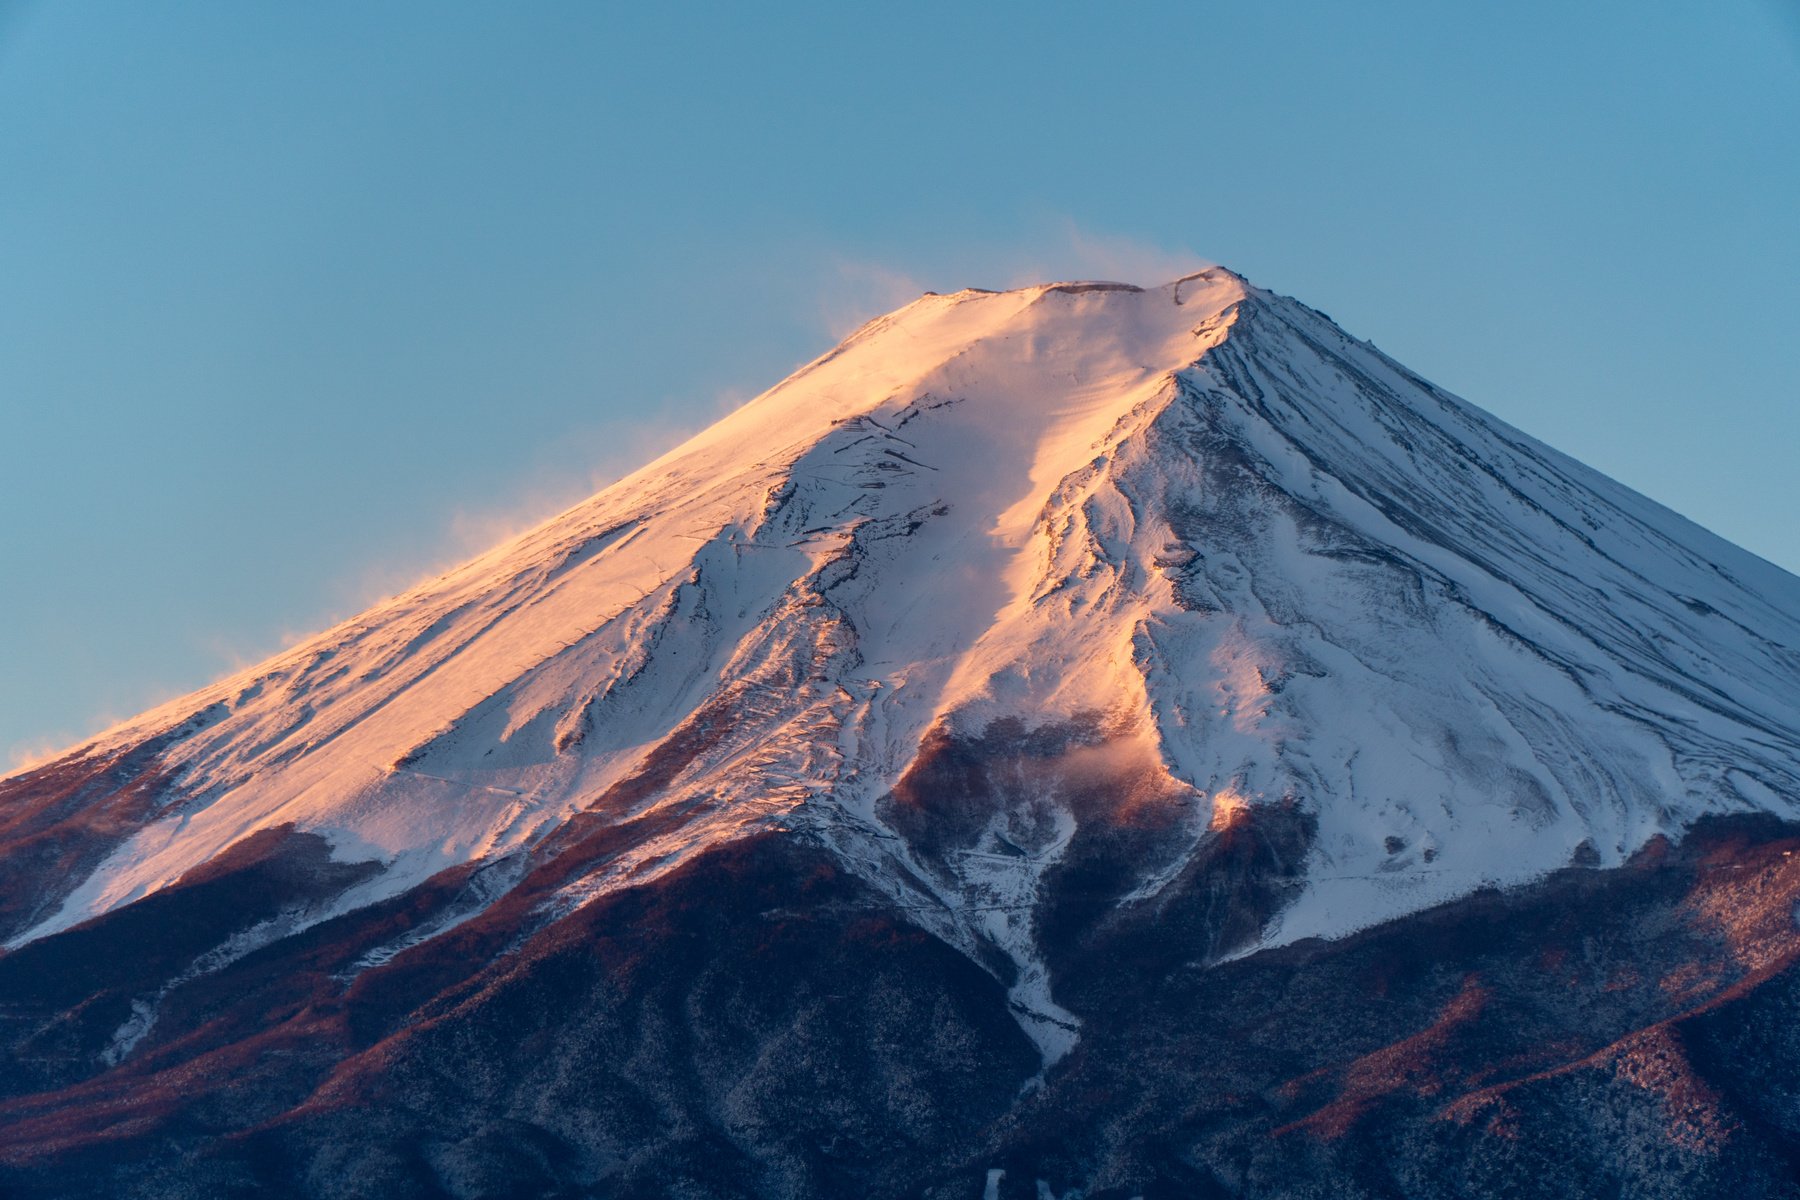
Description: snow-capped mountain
xmin=4 ymin=270 xmax=1800 ymax=1200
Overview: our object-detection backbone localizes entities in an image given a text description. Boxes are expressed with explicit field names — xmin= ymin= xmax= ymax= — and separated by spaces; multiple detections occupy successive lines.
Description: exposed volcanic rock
xmin=3 ymin=271 xmax=1800 ymax=1196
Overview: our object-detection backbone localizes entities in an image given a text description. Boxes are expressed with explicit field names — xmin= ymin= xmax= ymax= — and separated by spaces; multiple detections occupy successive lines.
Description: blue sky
xmin=2 ymin=1 xmax=1797 ymax=765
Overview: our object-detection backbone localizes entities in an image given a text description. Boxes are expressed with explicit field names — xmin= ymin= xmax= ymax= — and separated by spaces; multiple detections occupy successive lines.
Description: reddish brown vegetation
xmin=1274 ymin=975 xmax=1490 ymax=1139
xmin=0 ymin=747 xmax=175 ymax=940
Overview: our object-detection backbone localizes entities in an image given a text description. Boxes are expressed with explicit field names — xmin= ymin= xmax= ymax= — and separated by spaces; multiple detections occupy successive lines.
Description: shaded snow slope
xmin=9 ymin=269 xmax=1800 ymax=1059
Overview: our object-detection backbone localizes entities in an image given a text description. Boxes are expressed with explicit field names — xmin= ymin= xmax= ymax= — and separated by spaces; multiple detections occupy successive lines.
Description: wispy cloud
xmin=326 ymin=398 xmax=736 ymax=620
xmin=440 ymin=406 xmax=734 ymax=558
xmin=7 ymin=733 xmax=73 ymax=774
xmin=972 ymin=219 xmax=1212 ymax=292
xmin=1028 ymin=219 xmax=1213 ymax=288
xmin=6 ymin=696 xmax=152 ymax=775
xmin=816 ymin=219 xmax=1212 ymax=338
xmin=816 ymin=258 xmax=930 ymax=340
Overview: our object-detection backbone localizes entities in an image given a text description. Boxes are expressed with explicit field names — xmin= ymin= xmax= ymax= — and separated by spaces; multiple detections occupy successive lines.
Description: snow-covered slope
xmin=11 ymin=269 xmax=1800 ymax=1061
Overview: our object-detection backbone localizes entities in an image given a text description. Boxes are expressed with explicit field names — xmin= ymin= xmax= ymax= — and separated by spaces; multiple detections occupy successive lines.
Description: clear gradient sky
xmin=2 ymin=1 xmax=1797 ymax=766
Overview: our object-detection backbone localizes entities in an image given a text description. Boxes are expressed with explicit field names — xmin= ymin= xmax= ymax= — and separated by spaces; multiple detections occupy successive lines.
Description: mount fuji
xmin=5 ymin=270 xmax=1800 ymax=1199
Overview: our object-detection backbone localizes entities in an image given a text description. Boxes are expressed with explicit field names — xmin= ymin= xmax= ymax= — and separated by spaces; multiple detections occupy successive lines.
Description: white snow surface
xmin=12 ymin=270 xmax=1800 ymax=1053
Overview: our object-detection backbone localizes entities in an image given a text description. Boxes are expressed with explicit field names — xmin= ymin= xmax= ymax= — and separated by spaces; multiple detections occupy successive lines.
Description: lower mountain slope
xmin=2 ymin=808 xmax=1800 ymax=1198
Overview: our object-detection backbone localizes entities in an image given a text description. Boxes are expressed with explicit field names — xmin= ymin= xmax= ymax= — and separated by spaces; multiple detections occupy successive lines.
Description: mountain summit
xmin=5 ymin=272 xmax=1800 ymax=1198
